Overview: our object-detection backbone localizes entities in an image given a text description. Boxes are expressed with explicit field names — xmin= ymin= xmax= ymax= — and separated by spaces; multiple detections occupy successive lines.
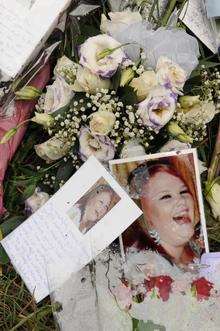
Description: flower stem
xmin=208 ymin=123 xmax=220 ymax=182
xmin=161 ymin=0 xmax=178 ymax=26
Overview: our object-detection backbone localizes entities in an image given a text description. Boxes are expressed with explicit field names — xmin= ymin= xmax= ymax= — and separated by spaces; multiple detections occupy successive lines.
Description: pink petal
xmin=0 ymin=64 xmax=50 ymax=215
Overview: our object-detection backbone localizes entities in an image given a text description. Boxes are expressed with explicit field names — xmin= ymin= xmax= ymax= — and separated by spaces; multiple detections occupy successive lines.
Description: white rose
xmin=79 ymin=34 xmax=126 ymax=78
xmin=79 ymin=127 xmax=115 ymax=162
xmin=206 ymin=182 xmax=220 ymax=219
xmin=25 ymin=188 xmax=50 ymax=214
xmin=130 ymin=71 xmax=157 ymax=101
xmin=156 ymin=56 xmax=187 ymax=93
xmin=72 ymin=66 xmax=111 ymax=94
xmin=100 ymin=11 xmax=142 ymax=35
xmin=43 ymin=76 xmax=74 ymax=113
xmin=136 ymin=86 xmax=176 ymax=131
xmin=35 ymin=137 xmax=70 ymax=163
xmin=89 ymin=111 xmax=116 ymax=135
xmin=121 ymin=139 xmax=145 ymax=158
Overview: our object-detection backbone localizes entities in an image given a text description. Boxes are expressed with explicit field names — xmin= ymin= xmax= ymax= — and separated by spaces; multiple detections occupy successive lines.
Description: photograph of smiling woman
xmin=111 ymin=152 xmax=207 ymax=267
xmin=68 ymin=178 xmax=121 ymax=234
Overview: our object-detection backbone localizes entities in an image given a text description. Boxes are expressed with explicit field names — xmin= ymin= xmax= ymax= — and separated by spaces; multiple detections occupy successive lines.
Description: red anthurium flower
xmin=145 ymin=275 xmax=173 ymax=301
xmin=191 ymin=277 xmax=214 ymax=301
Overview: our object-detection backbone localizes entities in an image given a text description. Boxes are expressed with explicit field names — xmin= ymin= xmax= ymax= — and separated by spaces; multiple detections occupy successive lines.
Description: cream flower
xmin=101 ymin=11 xmax=142 ymax=35
xmin=31 ymin=112 xmax=54 ymax=129
xmin=206 ymin=181 xmax=220 ymax=219
xmin=43 ymin=76 xmax=74 ymax=113
xmin=35 ymin=137 xmax=70 ymax=163
xmin=72 ymin=66 xmax=111 ymax=94
xmin=179 ymin=101 xmax=217 ymax=124
xmin=130 ymin=71 xmax=157 ymax=101
xmin=121 ymin=139 xmax=146 ymax=158
xmin=89 ymin=111 xmax=116 ymax=135
xmin=136 ymin=86 xmax=176 ymax=131
xmin=156 ymin=56 xmax=187 ymax=93
xmin=25 ymin=188 xmax=50 ymax=214
xmin=54 ymin=55 xmax=77 ymax=80
xmin=79 ymin=127 xmax=115 ymax=162
xmin=160 ymin=140 xmax=191 ymax=153
xmin=79 ymin=34 xmax=126 ymax=78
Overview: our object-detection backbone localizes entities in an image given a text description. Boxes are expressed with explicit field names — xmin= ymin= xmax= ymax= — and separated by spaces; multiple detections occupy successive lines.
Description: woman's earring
xmin=149 ymin=229 xmax=160 ymax=244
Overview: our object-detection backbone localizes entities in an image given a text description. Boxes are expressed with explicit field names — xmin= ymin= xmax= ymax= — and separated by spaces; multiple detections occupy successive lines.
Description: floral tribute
xmin=0 ymin=0 xmax=220 ymax=329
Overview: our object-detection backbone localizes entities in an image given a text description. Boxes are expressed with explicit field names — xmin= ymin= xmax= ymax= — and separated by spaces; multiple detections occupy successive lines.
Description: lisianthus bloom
xmin=72 ymin=66 xmax=111 ymax=94
xmin=79 ymin=34 xmax=127 ymax=78
xmin=206 ymin=181 xmax=220 ymax=219
xmin=25 ymin=188 xmax=50 ymax=214
xmin=43 ymin=76 xmax=74 ymax=113
xmin=35 ymin=137 xmax=70 ymax=163
xmin=112 ymin=283 xmax=133 ymax=311
xmin=167 ymin=122 xmax=193 ymax=143
xmin=156 ymin=56 xmax=187 ymax=93
xmin=89 ymin=111 xmax=116 ymax=135
xmin=130 ymin=71 xmax=157 ymax=101
xmin=100 ymin=11 xmax=142 ymax=36
xmin=79 ymin=126 xmax=115 ymax=162
xmin=145 ymin=275 xmax=173 ymax=301
xmin=136 ymin=86 xmax=176 ymax=130
xmin=192 ymin=277 xmax=213 ymax=301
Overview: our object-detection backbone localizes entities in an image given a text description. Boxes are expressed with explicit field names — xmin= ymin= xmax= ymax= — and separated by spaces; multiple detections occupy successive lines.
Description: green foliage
xmin=133 ymin=319 xmax=166 ymax=331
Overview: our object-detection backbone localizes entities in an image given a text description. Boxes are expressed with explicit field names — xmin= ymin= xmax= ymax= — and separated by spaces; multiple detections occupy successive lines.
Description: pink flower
xmin=112 ymin=283 xmax=132 ymax=311
xmin=0 ymin=64 xmax=50 ymax=215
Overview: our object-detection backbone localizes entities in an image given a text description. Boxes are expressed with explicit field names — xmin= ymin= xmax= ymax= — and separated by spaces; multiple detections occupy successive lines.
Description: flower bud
xmin=120 ymin=67 xmax=135 ymax=87
xmin=15 ymin=86 xmax=42 ymax=100
xmin=31 ymin=112 xmax=54 ymax=129
xmin=0 ymin=127 xmax=17 ymax=144
xmin=206 ymin=180 xmax=220 ymax=219
xmin=179 ymin=95 xmax=200 ymax=110
xmin=167 ymin=121 xmax=193 ymax=143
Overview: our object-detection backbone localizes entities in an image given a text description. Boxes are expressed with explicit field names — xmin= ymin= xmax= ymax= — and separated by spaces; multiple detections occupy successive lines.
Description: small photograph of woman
xmin=111 ymin=152 xmax=206 ymax=266
xmin=67 ymin=177 xmax=121 ymax=234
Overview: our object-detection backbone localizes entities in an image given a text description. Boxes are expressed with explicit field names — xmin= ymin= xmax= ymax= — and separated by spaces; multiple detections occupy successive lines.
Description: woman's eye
xmin=180 ymin=189 xmax=189 ymax=195
xmin=159 ymin=194 xmax=172 ymax=200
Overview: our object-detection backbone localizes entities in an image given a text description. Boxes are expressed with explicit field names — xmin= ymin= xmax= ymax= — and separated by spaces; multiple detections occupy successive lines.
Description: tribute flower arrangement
xmin=0 ymin=0 xmax=220 ymax=329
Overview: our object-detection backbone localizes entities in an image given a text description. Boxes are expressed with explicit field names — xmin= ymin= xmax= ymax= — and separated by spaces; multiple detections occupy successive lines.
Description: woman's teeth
xmin=173 ymin=215 xmax=191 ymax=224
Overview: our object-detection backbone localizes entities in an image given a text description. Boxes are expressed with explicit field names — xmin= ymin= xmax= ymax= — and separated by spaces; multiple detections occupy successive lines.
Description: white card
xmin=0 ymin=0 xmax=71 ymax=79
xmin=1 ymin=156 xmax=142 ymax=302
xmin=180 ymin=0 xmax=217 ymax=53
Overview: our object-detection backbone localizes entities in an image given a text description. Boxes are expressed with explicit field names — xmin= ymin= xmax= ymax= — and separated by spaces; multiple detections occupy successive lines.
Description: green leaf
xmin=111 ymin=68 xmax=122 ymax=91
xmin=0 ymin=245 xmax=9 ymax=265
xmin=135 ymin=320 xmax=166 ymax=331
xmin=54 ymin=159 xmax=75 ymax=191
xmin=22 ymin=183 xmax=37 ymax=200
xmin=0 ymin=215 xmax=26 ymax=236
xmin=119 ymin=86 xmax=138 ymax=105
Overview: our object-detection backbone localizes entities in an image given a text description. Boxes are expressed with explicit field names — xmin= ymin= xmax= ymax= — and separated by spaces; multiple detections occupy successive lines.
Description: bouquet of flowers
xmin=0 ymin=0 xmax=220 ymax=329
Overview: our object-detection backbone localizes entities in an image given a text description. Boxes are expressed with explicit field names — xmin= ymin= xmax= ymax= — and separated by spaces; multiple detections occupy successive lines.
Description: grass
xmin=0 ymin=266 xmax=57 ymax=330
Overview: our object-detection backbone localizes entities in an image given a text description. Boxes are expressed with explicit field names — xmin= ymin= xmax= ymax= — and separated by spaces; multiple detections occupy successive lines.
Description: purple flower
xmin=79 ymin=34 xmax=126 ymax=78
xmin=136 ymin=86 xmax=176 ymax=131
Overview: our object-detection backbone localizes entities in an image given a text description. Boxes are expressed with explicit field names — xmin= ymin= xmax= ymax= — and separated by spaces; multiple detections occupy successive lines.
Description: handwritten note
xmin=1 ymin=156 xmax=142 ymax=302
xmin=180 ymin=0 xmax=217 ymax=53
xmin=0 ymin=0 xmax=71 ymax=79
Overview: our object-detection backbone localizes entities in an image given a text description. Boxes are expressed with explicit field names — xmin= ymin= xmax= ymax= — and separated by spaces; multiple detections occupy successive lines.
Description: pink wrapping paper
xmin=0 ymin=64 xmax=50 ymax=215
